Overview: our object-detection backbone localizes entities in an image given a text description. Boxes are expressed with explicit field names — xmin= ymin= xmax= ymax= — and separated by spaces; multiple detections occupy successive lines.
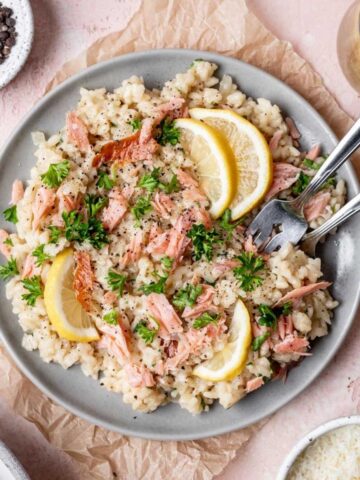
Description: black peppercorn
xmin=0 ymin=2 xmax=16 ymax=63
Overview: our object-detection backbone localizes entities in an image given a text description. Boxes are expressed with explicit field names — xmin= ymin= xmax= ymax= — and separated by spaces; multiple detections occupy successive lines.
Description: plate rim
xmin=0 ymin=48 xmax=359 ymax=441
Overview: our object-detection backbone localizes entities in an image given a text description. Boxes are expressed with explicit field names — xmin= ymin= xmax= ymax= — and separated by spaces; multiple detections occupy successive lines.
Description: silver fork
xmin=301 ymin=192 xmax=360 ymax=256
xmin=247 ymin=118 xmax=360 ymax=253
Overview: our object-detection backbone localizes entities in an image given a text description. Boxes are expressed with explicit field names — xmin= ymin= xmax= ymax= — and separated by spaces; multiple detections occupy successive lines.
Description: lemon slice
xmin=44 ymin=248 xmax=99 ymax=342
xmin=193 ymin=299 xmax=252 ymax=382
xmin=189 ymin=108 xmax=272 ymax=220
xmin=175 ymin=118 xmax=237 ymax=218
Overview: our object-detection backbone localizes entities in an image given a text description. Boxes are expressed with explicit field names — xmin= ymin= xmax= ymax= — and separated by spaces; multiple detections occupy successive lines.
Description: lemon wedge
xmin=175 ymin=118 xmax=237 ymax=218
xmin=44 ymin=248 xmax=99 ymax=342
xmin=193 ymin=299 xmax=252 ymax=382
xmin=189 ymin=108 xmax=273 ymax=220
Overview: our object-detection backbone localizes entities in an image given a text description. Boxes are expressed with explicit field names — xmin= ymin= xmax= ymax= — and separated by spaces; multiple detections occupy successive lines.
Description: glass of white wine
xmin=338 ymin=1 xmax=360 ymax=92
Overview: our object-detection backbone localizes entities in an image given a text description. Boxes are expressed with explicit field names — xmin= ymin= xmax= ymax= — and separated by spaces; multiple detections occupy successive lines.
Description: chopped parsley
xmin=107 ymin=271 xmax=127 ymax=297
xmin=138 ymin=168 xmax=161 ymax=193
xmin=85 ymin=194 xmax=108 ymax=217
xmin=159 ymin=174 xmax=179 ymax=194
xmin=156 ymin=119 xmax=180 ymax=146
xmin=187 ymin=224 xmax=223 ymax=261
xmin=252 ymin=332 xmax=270 ymax=351
xmin=0 ymin=257 xmax=18 ymax=280
xmin=303 ymin=158 xmax=321 ymax=170
xmin=3 ymin=205 xmax=18 ymax=223
xmin=3 ymin=237 xmax=13 ymax=246
xmin=128 ymin=118 xmax=142 ymax=131
xmin=103 ymin=310 xmax=118 ymax=325
xmin=139 ymin=271 xmax=168 ymax=295
xmin=292 ymin=171 xmax=310 ymax=195
xmin=193 ymin=312 xmax=218 ymax=329
xmin=161 ymin=256 xmax=173 ymax=271
xmin=134 ymin=320 xmax=157 ymax=344
xmin=96 ymin=170 xmax=115 ymax=190
xmin=138 ymin=168 xmax=179 ymax=194
xmin=62 ymin=210 xmax=109 ymax=250
xmin=173 ymin=284 xmax=202 ymax=310
xmin=21 ymin=275 xmax=43 ymax=306
xmin=218 ymin=209 xmax=244 ymax=238
xmin=40 ymin=160 xmax=70 ymax=188
xmin=131 ymin=195 xmax=152 ymax=226
xmin=282 ymin=301 xmax=293 ymax=316
xmin=48 ymin=226 xmax=61 ymax=244
xmin=322 ymin=176 xmax=336 ymax=189
xmin=257 ymin=302 xmax=293 ymax=329
xmin=258 ymin=304 xmax=277 ymax=328
xmin=32 ymin=244 xmax=51 ymax=267
xmin=233 ymin=252 xmax=265 ymax=292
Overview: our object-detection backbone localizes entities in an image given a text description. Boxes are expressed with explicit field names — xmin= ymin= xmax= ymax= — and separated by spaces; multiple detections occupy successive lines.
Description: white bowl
xmin=0 ymin=440 xmax=29 ymax=480
xmin=277 ymin=415 xmax=360 ymax=479
xmin=0 ymin=0 xmax=34 ymax=89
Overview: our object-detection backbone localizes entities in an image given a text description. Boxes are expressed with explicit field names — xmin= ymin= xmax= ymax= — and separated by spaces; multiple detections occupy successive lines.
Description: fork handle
xmin=292 ymin=118 xmax=360 ymax=211
xmin=302 ymin=192 xmax=360 ymax=242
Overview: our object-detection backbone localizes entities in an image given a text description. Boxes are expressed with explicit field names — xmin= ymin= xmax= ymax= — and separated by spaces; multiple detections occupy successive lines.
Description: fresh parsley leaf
xmin=85 ymin=194 xmax=108 ymax=217
xmin=48 ymin=226 xmax=61 ymax=244
xmin=233 ymin=252 xmax=265 ymax=292
xmin=292 ymin=171 xmax=310 ymax=195
xmin=3 ymin=237 xmax=13 ymax=246
xmin=134 ymin=320 xmax=157 ymax=344
xmin=62 ymin=211 xmax=88 ymax=243
xmin=86 ymin=217 xmax=109 ymax=249
xmin=138 ymin=169 xmax=179 ymax=194
xmin=173 ymin=284 xmax=202 ymax=310
xmin=321 ymin=176 xmax=336 ymax=189
xmin=158 ymin=174 xmax=179 ymax=194
xmin=161 ymin=256 xmax=173 ymax=270
xmin=258 ymin=304 xmax=277 ymax=328
xmin=187 ymin=224 xmax=223 ymax=261
xmin=107 ymin=271 xmax=127 ymax=297
xmin=40 ymin=160 xmax=70 ymax=188
xmin=32 ymin=244 xmax=51 ymax=267
xmin=0 ymin=257 xmax=18 ymax=280
xmin=139 ymin=272 xmax=168 ymax=295
xmin=3 ymin=205 xmax=18 ymax=223
xmin=21 ymin=275 xmax=43 ymax=306
xmin=193 ymin=312 xmax=218 ymax=329
xmin=128 ymin=118 xmax=142 ymax=131
xmin=252 ymin=332 xmax=270 ymax=351
xmin=282 ymin=301 xmax=293 ymax=316
xmin=131 ymin=195 xmax=152 ymax=226
xmin=62 ymin=211 xmax=109 ymax=249
xmin=138 ymin=168 xmax=161 ymax=193
xmin=218 ymin=209 xmax=244 ymax=238
xmin=156 ymin=119 xmax=180 ymax=146
xmin=103 ymin=310 xmax=118 ymax=325
xmin=96 ymin=170 xmax=115 ymax=190
xmin=303 ymin=158 xmax=321 ymax=170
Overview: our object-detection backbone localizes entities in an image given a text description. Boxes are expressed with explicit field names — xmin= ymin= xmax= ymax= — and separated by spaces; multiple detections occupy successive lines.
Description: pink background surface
xmin=0 ymin=1 xmax=359 ymax=479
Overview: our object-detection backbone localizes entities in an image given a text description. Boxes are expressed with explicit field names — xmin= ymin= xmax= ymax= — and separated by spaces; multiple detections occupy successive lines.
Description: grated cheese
xmin=288 ymin=425 xmax=360 ymax=480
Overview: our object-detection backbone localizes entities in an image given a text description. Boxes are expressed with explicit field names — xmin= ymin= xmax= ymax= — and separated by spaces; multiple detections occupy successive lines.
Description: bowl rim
xmin=0 ymin=48 xmax=359 ymax=440
xmin=0 ymin=0 xmax=34 ymax=90
xmin=277 ymin=415 xmax=360 ymax=479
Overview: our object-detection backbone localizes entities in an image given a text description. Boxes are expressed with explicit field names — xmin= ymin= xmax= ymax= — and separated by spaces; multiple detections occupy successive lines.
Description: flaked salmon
xmin=66 ymin=112 xmax=90 ymax=153
xmin=73 ymin=251 xmax=94 ymax=312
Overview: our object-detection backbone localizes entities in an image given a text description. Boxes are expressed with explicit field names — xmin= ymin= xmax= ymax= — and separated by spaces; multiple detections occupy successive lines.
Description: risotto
xmin=0 ymin=60 xmax=345 ymax=414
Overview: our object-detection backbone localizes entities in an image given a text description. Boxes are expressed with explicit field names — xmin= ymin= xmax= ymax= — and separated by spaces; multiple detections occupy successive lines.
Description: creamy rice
xmin=1 ymin=60 xmax=343 ymax=414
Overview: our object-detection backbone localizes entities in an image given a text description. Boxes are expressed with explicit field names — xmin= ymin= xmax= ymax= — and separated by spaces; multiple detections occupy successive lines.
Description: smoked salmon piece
xmin=73 ymin=251 xmax=94 ymax=312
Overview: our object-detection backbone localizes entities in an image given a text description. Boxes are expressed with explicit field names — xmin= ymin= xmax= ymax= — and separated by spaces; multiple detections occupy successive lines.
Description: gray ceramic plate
xmin=0 ymin=49 xmax=359 ymax=441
